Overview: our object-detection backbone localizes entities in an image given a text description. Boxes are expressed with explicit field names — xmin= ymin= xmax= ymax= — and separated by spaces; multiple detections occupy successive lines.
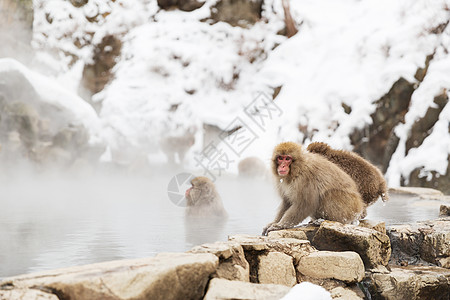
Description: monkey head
xmin=185 ymin=176 xmax=216 ymax=206
xmin=272 ymin=142 xmax=303 ymax=179
xmin=307 ymin=142 xmax=331 ymax=154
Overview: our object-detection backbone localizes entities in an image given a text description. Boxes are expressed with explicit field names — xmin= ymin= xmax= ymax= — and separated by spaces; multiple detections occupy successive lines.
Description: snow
xmin=21 ymin=0 xmax=450 ymax=183
xmin=281 ymin=282 xmax=332 ymax=300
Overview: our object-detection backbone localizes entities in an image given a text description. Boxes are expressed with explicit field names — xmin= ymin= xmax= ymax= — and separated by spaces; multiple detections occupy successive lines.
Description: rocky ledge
xmin=1 ymin=193 xmax=449 ymax=299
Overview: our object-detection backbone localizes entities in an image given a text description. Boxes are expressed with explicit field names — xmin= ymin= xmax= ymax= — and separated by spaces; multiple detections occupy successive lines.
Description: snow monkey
xmin=262 ymin=142 xmax=364 ymax=236
xmin=185 ymin=176 xmax=228 ymax=218
xmin=307 ymin=142 xmax=388 ymax=217
xmin=238 ymin=156 xmax=268 ymax=179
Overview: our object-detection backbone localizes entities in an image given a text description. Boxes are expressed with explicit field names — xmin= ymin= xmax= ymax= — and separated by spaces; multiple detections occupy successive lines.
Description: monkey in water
xmin=307 ymin=142 xmax=388 ymax=217
xmin=262 ymin=142 xmax=364 ymax=236
xmin=238 ymin=156 xmax=268 ymax=180
xmin=185 ymin=176 xmax=228 ymax=218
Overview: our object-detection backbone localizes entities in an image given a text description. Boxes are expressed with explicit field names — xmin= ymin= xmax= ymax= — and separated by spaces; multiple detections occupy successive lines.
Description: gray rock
xmin=297 ymin=251 xmax=365 ymax=284
xmin=258 ymin=252 xmax=296 ymax=286
xmin=1 ymin=253 xmax=218 ymax=300
xmin=312 ymin=221 xmax=391 ymax=269
xmin=203 ymin=278 xmax=290 ymax=300
xmin=189 ymin=241 xmax=250 ymax=282
xmin=365 ymin=265 xmax=450 ymax=300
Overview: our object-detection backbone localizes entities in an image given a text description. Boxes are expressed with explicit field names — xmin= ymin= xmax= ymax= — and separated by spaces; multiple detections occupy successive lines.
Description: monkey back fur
xmin=307 ymin=142 xmax=388 ymax=206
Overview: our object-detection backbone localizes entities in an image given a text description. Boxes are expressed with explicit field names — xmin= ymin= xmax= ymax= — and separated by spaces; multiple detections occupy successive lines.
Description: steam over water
xmin=0 ymin=170 xmax=446 ymax=279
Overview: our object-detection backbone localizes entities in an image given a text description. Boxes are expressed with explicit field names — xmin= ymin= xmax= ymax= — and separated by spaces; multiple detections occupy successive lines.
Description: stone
xmin=440 ymin=204 xmax=450 ymax=217
xmin=297 ymin=251 xmax=365 ymax=284
xmin=388 ymin=219 xmax=450 ymax=268
xmin=208 ymin=0 xmax=263 ymax=28
xmin=258 ymin=252 xmax=296 ymax=287
xmin=365 ymin=265 xmax=450 ymax=300
xmin=0 ymin=288 xmax=58 ymax=300
xmin=267 ymin=228 xmax=308 ymax=240
xmin=330 ymin=286 xmax=364 ymax=300
xmin=1 ymin=253 xmax=218 ymax=300
xmin=389 ymin=187 xmax=444 ymax=198
xmin=312 ymin=221 xmax=391 ymax=268
xmin=228 ymin=234 xmax=315 ymax=263
xmin=359 ymin=219 xmax=386 ymax=234
xmin=203 ymin=278 xmax=290 ymax=300
xmin=189 ymin=241 xmax=250 ymax=281
xmin=229 ymin=234 xmax=315 ymax=283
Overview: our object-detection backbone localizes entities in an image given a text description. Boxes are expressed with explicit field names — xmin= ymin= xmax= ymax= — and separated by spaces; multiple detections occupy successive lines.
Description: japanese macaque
xmin=185 ymin=176 xmax=228 ymax=218
xmin=262 ymin=142 xmax=364 ymax=236
xmin=307 ymin=142 xmax=388 ymax=217
xmin=159 ymin=131 xmax=195 ymax=165
xmin=238 ymin=156 xmax=267 ymax=179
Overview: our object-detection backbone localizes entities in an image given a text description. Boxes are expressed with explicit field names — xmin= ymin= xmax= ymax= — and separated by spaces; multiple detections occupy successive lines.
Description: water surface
xmin=0 ymin=172 xmax=446 ymax=279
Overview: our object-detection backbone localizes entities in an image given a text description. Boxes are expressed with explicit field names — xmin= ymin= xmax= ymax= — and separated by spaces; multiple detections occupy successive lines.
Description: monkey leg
xmin=318 ymin=189 xmax=364 ymax=224
xmin=262 ymin=200 xmax=291 ymax=236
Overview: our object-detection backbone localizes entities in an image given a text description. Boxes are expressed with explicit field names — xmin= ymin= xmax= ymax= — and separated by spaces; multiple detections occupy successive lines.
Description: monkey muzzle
xmin=277 ymin=155 xmax=292 ymax=177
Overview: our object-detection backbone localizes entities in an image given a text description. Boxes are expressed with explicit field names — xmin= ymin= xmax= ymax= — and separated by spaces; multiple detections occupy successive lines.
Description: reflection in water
xmin=0 ymin=172 xmax=447 ymax=279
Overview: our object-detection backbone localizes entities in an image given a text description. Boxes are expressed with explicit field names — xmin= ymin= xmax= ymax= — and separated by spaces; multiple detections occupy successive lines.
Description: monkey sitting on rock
xmin=185 ymin=176 xmax=228 ymax=218
xmin=307 ymin=142 xmax=388 ymax=218
xmin=262 ymin=142 xmax=364 ymax=236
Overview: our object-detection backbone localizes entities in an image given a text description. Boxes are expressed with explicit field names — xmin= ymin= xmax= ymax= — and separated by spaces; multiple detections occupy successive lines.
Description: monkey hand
xmin=262 ymin=222 xmax=289 ymax=236
xmin=262 ymin=222 xmax=277 ymax=236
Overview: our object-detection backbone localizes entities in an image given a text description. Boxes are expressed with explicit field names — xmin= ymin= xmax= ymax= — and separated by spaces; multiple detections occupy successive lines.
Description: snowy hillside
xmin=2 ymin=0 xmax=449 ymax=191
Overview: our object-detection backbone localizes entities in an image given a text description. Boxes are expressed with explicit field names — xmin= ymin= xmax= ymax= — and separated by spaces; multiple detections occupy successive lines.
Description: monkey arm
xmin=262 ymin=200 xmax=291 ymax=236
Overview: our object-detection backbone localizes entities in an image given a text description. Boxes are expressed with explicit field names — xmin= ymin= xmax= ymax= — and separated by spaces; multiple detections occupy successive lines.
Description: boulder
xmin=267 ymin=228 xmax=308 ymax=240
xmin=228 ymin=234 xmax=315 ymax=283
xmin=258 ymin=252 xmax=296 ymax=287
xmin=297 ymin=251 xmax=365 ymax=284
xmin=1 ymin=253 xmax=218 ymax=300
xmin=312 ymin=221 xmax=391 ymax=269
xmin=0 ymin=288 xmax=58 ymax=300
xmin=330 ymin=286 xmax=364 ymax=300
xmin=208 ymin=0 xmax=263 ymax=28
xmin=204 ymin=278 xmax=290 ymax=300
xmin=365 ymin=265 xmax=450 ymax=300
xmin=388 ymin=219 xmax=450 ymax=268
xmin=359 ymin=219 xmax=386 ymax=235
xmin=189 ymin=241 xmax=250 ymax=281
xmin=440 ymin=204 xmax=450 ymax=217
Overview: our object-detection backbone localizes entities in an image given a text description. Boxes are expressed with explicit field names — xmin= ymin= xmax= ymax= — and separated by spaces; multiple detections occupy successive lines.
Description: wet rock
xmin=208 ymin=0 xmax=263 ymax=28
xmin=189 ymin=241 xmax=250 ymax=281
xmin=297 ymin=251 xmax=365 ymax=284
xmin=364 ymin=265 xmax=450 ymax=300
xmin=312 ymin=221 xmax=391 ymax=269
xmin=1 ymin=253 xmax=218 ymax=300
xmin=203 ymin=278 xmax=290 ymax=300
xmin=267 ymin=228 xmax=308 ymax=240
xmin=258 ymin=252 xmax=296 ymax=286
xmin=0 ymin=287 xmax=58 ymax=300
xmin=351 ymin=77 xmax=415 ymax=172
xmin=388 ymin=219 xmax=450 ymax=268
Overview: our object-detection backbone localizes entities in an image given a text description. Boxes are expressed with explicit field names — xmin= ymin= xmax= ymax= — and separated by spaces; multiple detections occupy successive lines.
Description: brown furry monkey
xmin=185 ymin=176 xmax=228 ymax=218
xmin=307 ymin=142 xmax=388 ymax=213
xmin=238 ymin=156 xmax=267 ymax=179
xmin=262 ymin=142 xmax=364 ymax=235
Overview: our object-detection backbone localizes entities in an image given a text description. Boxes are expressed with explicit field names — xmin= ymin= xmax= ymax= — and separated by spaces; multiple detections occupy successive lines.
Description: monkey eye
xmin=277 ymin=155 xmax=292 ymax=162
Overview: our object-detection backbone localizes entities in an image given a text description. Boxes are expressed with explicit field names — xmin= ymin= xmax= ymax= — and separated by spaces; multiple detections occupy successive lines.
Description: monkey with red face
xmin=262 ymin=142 xmax=364 ymax=235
